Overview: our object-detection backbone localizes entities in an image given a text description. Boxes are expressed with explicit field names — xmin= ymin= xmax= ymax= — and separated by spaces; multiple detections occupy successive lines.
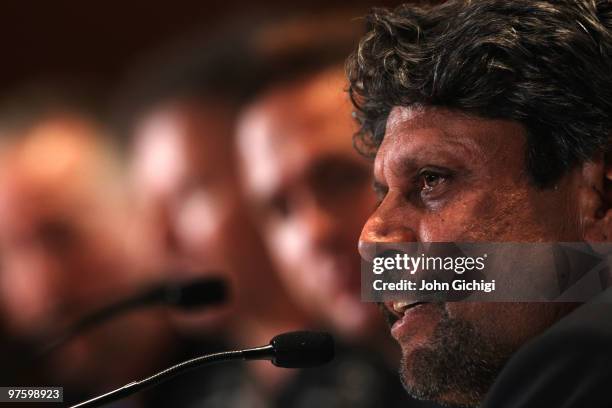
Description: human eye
xmin=416 ymin=167 xmax=453 ymax=198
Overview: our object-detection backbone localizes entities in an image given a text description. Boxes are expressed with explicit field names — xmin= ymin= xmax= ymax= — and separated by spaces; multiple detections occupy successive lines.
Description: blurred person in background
xmin=236 ymin=15 xmax=439 ymax=408
xmin=0 ymin=89 xmax=173 ymax=405
xmin=118 ymin=25 xmax=310 ymax=407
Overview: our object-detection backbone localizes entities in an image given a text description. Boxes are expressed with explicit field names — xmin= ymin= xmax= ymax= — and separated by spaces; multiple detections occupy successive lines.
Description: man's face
xmin=131 ymin=102 xmax=240 ymax=270
xmin=0 ymin=118 xmax=130 ymax=335
xmin=359 ymin=105 xmax=582 ymax=406
xmin=131 ymin=101 xmax=280 ymax=330
xmin=0 ymin=117 xmax=168 ymax=388
xmin=237 ymin=67 xmax=381 ymax=338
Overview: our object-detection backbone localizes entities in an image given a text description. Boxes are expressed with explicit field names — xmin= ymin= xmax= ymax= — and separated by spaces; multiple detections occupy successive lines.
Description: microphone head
xmin=270 ymin=331 xmax=334 ymax=368
xmin=164 ymin=277 xmax=228 ymax=310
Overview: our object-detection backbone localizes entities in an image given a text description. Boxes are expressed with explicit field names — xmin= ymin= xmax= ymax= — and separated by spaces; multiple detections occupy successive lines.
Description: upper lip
xmin=384 ymin=301 xmax=426 ymax=319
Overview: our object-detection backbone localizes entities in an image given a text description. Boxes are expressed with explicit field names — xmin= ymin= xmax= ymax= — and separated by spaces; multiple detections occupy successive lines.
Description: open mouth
xmin=380 ymin=301 xmax=427 ymax=327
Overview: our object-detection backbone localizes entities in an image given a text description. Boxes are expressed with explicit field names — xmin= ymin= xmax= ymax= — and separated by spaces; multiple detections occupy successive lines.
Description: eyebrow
xmin=400 ymin=137 xmax=478 ymax=170
xmin=408 ymin=137 xmax=476 ymax=156
xmin=386 ymin=118 xmax=480 ymax=154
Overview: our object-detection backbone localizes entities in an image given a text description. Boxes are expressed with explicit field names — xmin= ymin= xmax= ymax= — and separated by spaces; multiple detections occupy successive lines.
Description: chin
xmin=395 ymin=315 xmax=509 ymax=408
xmin=400 ymin=356 xmax=480 ymax=407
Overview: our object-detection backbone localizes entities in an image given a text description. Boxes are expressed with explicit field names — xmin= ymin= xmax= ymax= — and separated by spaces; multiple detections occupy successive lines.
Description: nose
xmin=358 ymin=214 xmax=417 ymax=261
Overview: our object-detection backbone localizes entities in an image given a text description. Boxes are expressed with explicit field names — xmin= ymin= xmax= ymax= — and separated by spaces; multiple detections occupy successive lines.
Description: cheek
xmin=475 ymin=191 xmax=576 ymax=241
xmin=444 ymin=303 xmax=523 ymax=351
xmin=445 ymin=303 xmax=573 ymax=349
xmin=418 ymin=185 xmax=574 ymax=242
xmin=267 ymin=221 xmax=329 ymax=306
xmin=417 ymin=198 xmax=488 ymax=241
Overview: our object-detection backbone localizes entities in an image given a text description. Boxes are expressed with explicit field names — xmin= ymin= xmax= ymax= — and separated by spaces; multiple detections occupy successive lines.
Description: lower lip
xmin=390 ymin=303 xmax=435 ymax=341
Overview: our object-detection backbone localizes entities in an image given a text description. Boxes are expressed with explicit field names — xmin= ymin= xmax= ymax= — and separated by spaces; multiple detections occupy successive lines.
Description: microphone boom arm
xmin=69 ymin=331 xmax=333 ymax=408
xmin=69 ymin=345 xmax=274 ymax=408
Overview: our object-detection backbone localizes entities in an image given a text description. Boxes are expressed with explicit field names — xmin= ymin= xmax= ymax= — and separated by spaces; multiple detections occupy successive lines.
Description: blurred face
xmin=237 ymin=67 xmax=380 ymax=338
xmin=132 ymin=102 xmax=239 ymax=269
xmin=0 ymin=117 xmax=166 ymax=387
xmin=359 ymin=105 xmax=583 ymax=406
xmin=0 ymin=118 xmax=130 ymax=335
xmin=0 ymin=183 xmax=115 ymax=334
xmin=131 ymin=101 xmax=279 ymax=325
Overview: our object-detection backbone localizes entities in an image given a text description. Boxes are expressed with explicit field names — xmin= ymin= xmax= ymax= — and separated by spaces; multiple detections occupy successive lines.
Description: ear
xmin=579 ymin=150 xmax=612 ymax=242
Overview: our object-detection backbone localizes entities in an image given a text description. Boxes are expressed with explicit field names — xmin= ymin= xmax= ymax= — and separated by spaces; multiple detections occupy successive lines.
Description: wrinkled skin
xmin=359 ymin=105 xmax=610 ymax=406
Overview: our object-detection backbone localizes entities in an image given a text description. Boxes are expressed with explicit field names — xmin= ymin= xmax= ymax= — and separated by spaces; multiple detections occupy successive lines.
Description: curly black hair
xmin=347 ymin=0 xmax=612 ymax=187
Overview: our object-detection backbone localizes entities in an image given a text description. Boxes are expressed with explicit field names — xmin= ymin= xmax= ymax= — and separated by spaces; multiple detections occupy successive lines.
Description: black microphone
xmin=37 ymin=277 xmax=228 ymax=357
xmin=69 ymin=331 xmax=334 ymax=408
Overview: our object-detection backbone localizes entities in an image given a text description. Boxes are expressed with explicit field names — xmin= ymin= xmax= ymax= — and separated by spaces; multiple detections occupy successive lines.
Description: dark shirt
xmin=483 ymin=289 xmax=612 ymax=408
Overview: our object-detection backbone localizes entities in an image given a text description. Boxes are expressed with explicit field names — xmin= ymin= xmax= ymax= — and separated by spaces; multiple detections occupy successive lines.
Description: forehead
xmin=0 ymin=116 xmax=109 ymax=195
xmin=237 ymin=67 xmax=359 ymax=198
xmin=134 ymin=102 xmax=233 ymax=161
xmin=375 ymin=106 xmax=527 ymax=177
xmin=132 ymin=102 xmax=234 ymax=194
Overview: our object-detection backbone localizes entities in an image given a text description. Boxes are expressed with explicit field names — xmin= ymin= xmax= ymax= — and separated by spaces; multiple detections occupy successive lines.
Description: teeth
xmin=392 ymin=301 xmax=410 ymax=314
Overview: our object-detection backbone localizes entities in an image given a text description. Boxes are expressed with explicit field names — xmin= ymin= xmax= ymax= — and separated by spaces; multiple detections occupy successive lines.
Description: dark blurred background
xmin=0 ymin=0 xmax=401 ymax=99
